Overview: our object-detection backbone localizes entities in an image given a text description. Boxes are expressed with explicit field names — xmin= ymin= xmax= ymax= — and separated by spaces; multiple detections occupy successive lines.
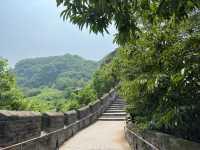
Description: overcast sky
xmin=0 ymin=0 xmax=117 ymax=67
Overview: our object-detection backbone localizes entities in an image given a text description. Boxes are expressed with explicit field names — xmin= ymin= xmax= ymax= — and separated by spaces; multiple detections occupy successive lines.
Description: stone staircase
xmin=99 ymin=98 xmax=126 ymax=121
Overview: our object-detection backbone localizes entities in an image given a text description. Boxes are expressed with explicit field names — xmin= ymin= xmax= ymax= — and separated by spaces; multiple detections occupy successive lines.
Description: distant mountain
xmin=15 ymin=54 xmax=99 ymax=93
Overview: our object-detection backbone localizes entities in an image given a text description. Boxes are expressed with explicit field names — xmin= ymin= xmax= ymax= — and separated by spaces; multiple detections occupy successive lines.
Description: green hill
xmin=15 ymin=54 xmax=99 ymax=96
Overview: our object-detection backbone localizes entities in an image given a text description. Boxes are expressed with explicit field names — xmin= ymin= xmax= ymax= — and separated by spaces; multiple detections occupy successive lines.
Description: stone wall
xmin=42 ymin=112 xmax=64 ymax=133
xmin=125 ymin=121 xmax=200 ymax=150
xmin=0 ymin=89 xmax=117 ymax=150
xmin=64 ymin=110 xmax=77 ymax=125
xmin=0 ymin=111 xmax=41 ymax=148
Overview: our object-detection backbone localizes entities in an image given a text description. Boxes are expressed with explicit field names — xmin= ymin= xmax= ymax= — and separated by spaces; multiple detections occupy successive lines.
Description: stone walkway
xmin=60 ymin=121 xmax=130 ymax=150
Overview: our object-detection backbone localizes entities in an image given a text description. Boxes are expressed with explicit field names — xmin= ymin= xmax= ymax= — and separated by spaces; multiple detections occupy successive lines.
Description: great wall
xmin=1 ymin=89 xmax=200 ymax=150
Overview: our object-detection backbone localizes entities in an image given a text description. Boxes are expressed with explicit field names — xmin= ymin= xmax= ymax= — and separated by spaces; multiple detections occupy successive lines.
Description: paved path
xmin=60 ymin=121 xmax=130 ymax=150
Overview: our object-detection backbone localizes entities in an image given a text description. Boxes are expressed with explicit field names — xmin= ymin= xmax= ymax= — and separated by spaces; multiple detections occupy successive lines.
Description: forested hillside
xmin=15 ymin=54 xmax=99 ymax=96
xmin=4 ymin=54 xmax=100 ymax=112
xmin=0 ymin=54 xmax=101 ymax=112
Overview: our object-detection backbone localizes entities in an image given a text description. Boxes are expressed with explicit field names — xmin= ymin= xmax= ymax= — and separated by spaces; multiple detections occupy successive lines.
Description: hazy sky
xmin=0 ymin=0 xmax=117 ymax=67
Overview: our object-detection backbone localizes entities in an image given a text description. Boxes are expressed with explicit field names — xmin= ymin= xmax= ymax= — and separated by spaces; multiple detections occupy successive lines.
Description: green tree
xmin=93 ymin=62 xmax=117 ymax=98
xmin=57 ymin=0 xmax=200 ymax=44
xmin=116 ymin=13 xmax=200 ymax=141
xmin=0 ymin=59 xmax=23 ymax=110
xmin=59 ymin=99 xmax=80 ymax=111
xmin=71 ymin=84 xmax=97 ymax=105
xmin=24 ymin=88 xmax=66 ymax=111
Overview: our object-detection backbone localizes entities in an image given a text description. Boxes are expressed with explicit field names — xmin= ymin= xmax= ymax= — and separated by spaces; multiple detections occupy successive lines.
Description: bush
xmin=71 ymin=84 xmax=97 ymax=106
xmin=60 ymin=100 xmax=80 ymax=111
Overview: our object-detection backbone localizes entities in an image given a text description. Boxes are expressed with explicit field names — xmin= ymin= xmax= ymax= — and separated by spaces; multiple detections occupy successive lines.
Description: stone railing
xmin=0 ymin=89 xmax=117 ymax=150
xmin=125 ymin=120 xmax=200 ymax=150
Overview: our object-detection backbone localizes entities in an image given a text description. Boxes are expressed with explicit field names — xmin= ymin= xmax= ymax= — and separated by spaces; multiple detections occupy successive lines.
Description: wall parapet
xmin=42 ymin=112 xmax=64 ymax=133
xmin=0 ymin=89 xmax=117 ymax=150
xmin=64 ymin=110 xmax=77 ymax=125
xmin=125 ymin=120 xmax=200 ymax=150
xmin=0 ymin=111 xmax=41 ymax=148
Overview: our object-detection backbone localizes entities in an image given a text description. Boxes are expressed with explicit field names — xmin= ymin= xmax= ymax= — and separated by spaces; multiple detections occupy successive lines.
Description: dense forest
xmin=0 ymin=52 xmax=114 ymax=112
xmin=15 ymin=54 xmax=98 ymax=95
xmin=6 ymin=54 xmax=100 ymax=112
xmin=57 ymin=0 xmax=200 ymax=142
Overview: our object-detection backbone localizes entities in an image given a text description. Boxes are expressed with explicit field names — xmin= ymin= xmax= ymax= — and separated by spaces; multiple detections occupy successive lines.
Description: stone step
xmin=113 ymin=100 xmax=125 ymax=102
xmin=113 ymin=101 xmax=126 ymax=104
xmin=106 ymin=109 xmax=125 ymax=112
xmin=114 ymin=100 xmax=126 ymax=103
xmin=111 ymin=102 xmax=125 ymax=104
xmin=108 ymin=106 xmax=125 ymax=109
xmin=105 ymin=110 xmax=125 ymax=113
xmin=110 ymin=104 xmax=126 ymax=106
xmin=106 ymin=108 xmax=125 ymax=111
xmin=110 ymin=104 xmax=125 ymax=106
xmin=111 ymin=104 xmax=125 ymax=106
xmin=109 ymin=105 xmax=125 ymax=107
xmin=111 ymin=103 xmax=126 ymax=106
xmin=98 ymin=117 xmax=126 ymax=121
xmin=107 ymin=105 xmax=125 ymax=108
xmin=98 ymin=98 xmax=126 ymax=121
xmin=107 ymin=106 xmax=124 ymax=108
xmin=99 ymin=115 xmax=126 ymax=118
xmin=110 ymin=103 xmax=125 ymax=106
xmin=102 ymin=112 xmax=126 ymax=116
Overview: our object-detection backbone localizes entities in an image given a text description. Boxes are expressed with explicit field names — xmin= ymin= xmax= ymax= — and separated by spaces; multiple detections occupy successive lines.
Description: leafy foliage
xmin=93 ymin=60 xmax=118 ymax=98
xmin=72 ymin=84 xmax=97 ymax=105
xmin=59 ymin=99 xmax=80 ymax=111
xmin=24 ymin=88 xmax=65 ymax=111
xmin=20 ymin=83 xmax=97 ymax=112
xmin=0 ymin=59 xmax=24 ymax=110
xmin=57 ymin=0 xmax=200 ymax=44
xmin=115 ymin=13 xmax=200 ymax=141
